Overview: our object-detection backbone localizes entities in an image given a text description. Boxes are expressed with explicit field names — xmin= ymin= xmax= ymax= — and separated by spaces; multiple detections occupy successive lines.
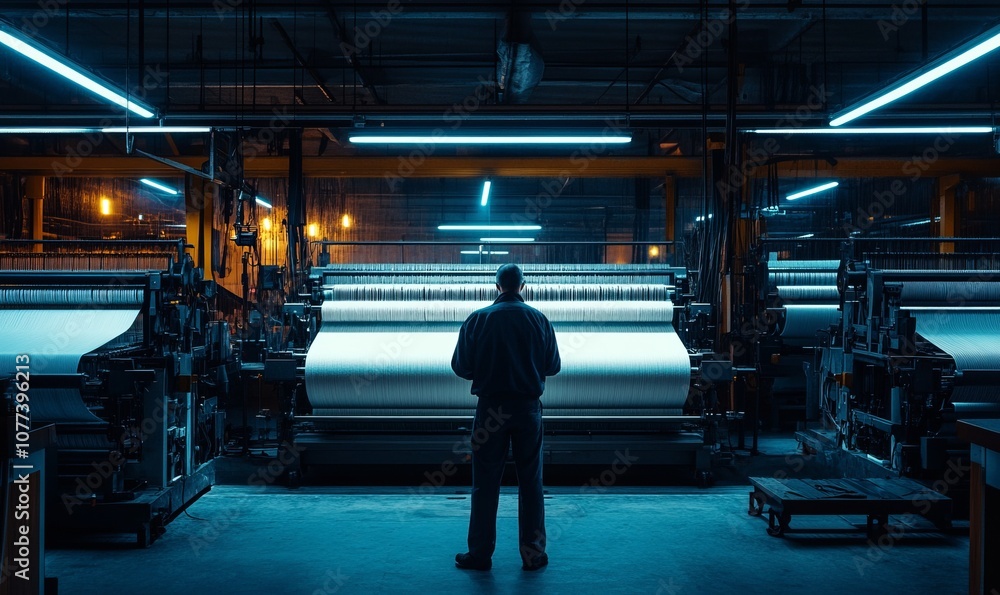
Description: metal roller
xmin=304 ymin=274 xmax=691 ymax=417
xmin=910 ymin=309 xmax=1000 ymax=403
xmin=779 ymin=305 xmax=842 ymax=346
xmin=0 ymin=289 xmax=143 ymax=423
xmin=775 ymin=285 xmax=841 ymax=302
xmin=305 ymin=325 xmax=690 ymax=416
xmin=320 ymin=300 xmax=675 ymax=324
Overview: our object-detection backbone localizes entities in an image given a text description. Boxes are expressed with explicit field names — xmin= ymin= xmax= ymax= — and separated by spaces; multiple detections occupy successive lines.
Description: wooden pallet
xmin=748 ymin=477 xmax=952 ymax=537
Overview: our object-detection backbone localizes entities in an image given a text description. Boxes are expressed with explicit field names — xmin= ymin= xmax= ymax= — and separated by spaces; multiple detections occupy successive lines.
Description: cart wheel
xmin=767 ymin=511 xmax=790 ymax=537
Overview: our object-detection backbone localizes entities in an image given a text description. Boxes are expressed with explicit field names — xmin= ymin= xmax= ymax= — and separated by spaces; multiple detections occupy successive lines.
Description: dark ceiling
xmin=1 ymin=0 xmax=999 ymax=132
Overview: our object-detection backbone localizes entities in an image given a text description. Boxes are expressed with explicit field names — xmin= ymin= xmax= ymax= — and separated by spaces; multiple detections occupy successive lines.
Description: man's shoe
xmin=522 ymin=553 xmax=548 ymax=571
xmin=455 ymin=553 xmax=492 ymax=571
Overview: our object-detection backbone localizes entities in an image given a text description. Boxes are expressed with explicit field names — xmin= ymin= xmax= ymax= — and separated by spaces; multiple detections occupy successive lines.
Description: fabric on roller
xmin=767 ymin=258 xmax=840 ymax=271
xmin=30 ymin=388 xmax=104 ymax=424
xmin=325 ymin=284 xmax=672 ymax=302
xmin=769 ymin=272 xmax=839 ymax=287
xmin=321 ymin=300 xmax=675 ymax=324
xmin=316 ymin=263 xmax=680 ymax=287
xmin=780 ymin=305 xmax=841 ymax=346
xmin=0 ymin=308 xmax=142 ymax=376
xmin=911 ymin=310 xmax=1000 ymax=404
xmin=0 ymin=288 xmax=143 ymax=307
xmin=776 ymin=285 xmax=841 ymax=302
xmin=305 ymin=327 xmax=690 ymax=414
xmin=900 ymin=282 xmax=1000 ymax=306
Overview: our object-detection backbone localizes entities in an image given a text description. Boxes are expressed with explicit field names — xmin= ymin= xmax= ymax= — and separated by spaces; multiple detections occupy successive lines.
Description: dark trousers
xmin=467 ymin=396 xmax=546 ymax=564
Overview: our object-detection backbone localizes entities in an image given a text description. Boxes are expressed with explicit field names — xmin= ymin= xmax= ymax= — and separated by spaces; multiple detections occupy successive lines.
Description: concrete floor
xmin=45 ymin=485 xmax=968 ymax=595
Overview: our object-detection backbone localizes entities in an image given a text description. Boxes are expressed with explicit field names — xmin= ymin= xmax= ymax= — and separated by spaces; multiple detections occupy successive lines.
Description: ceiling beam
xmin=270 ymin=19 xmax=339 ymax=104
xmin=4 ymin=156 xmax=1000 ymax=179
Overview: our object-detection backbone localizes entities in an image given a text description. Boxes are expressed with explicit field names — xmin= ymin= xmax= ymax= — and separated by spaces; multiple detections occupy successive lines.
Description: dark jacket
xmin=451 ymin=292 xmax=561 ymax=399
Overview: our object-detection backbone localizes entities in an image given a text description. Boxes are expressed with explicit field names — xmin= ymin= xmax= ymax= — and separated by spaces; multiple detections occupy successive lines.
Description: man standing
xmin=451 ymin=264 xmax=561 ymax=571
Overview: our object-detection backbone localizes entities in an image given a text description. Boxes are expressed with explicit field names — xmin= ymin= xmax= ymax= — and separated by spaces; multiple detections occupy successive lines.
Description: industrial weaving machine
xmin=752 ymin=254 xmax=843 ymax=427
xmin=288 ymin=263 xmax=714 ymax=477
xmin=818 ymin=263 xmax=1000 ymax=475
xmin=0 ymin=240 xmax=227 ymax=546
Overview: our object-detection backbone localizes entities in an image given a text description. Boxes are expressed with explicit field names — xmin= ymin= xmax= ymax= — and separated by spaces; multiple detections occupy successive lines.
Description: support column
xmin=664 ymin=174 xmax=676 ymax=261
xmin=25 ymin=176 xmax=44 ymax=252
xmin=185 ymin=174 xmax=215 ymax=272
xmin=938 ymin=174 xmax=960 ymax=254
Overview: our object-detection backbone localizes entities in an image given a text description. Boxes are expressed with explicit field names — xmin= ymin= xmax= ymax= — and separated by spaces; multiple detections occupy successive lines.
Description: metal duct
xmin=497 ymin=40 xmax=544 ymax=104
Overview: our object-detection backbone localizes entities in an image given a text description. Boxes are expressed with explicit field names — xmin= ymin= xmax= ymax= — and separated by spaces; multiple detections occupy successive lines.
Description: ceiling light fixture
xmin=460 ymin=250 xmax=510 ymax=255
xmin=438 ymin=225 xmax=541 ymax=231
xmin=0 ymin=126 xmax=212 ymax=134
xmin=349 ymin=134 xmax=632 ymax=145
xmin=255 ymin=197 xmax=273 ymax=209
xmin=0 ymin=127 xmax=95 ymax=134
xmin=749 ymin=126 xmax=994 ymax=135
xmin=480 ymin=180 xmax=492 ymax=207
xmin=0 ymin=23 xmax=156 ymax=119
xmin=787 ymin=181 xmax=839 ymax=201
xmin=830 ymin=25 xmax=1000 ymax=126
xmin=103 ymin=126 xmax=211 ymax=133
xmin=139 ymin=178 xmax=179 ymax=195
xmin=479 ymin=237 xmax=535 ymax=242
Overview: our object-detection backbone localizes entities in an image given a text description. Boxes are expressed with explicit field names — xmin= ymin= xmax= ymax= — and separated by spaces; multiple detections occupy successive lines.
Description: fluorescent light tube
xmin=460 ymin=250 xmax=510 ymax=255
xmin=830 ymin=26 xmax=1000 ymax=126
xmin=479 ymin=237 xmax=535 ymax=242
xmin=255 ymin=197 xmax=273 ymax=209
xmin=480 ymin=180 xmax=492 ymax=207
xmin=0 ymin=24 xmax=155 ymax=119
xmin=140 ymin=178 xmax=178 ymax=195
xmin=349 ymin=134 xmax=632 ymax=145
xmin=787 ymin=181 xmax=839 ymax=201
xmin=797 ymin=233 xmax=815 ymax=238
xmin=0 ymin=126 xmax=212 ymax=134
xmin=103 ymin=126 xmax=211 ymax=133
xmin=900 ymin=217 xmax=941 ymax=227
xmin=438 ymin=225 xmax=541 ymax=231
xmin=749 ymin=127 xmax=994 ymax=135
xmin=0 ymin=127 xmax=96 ymax=134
